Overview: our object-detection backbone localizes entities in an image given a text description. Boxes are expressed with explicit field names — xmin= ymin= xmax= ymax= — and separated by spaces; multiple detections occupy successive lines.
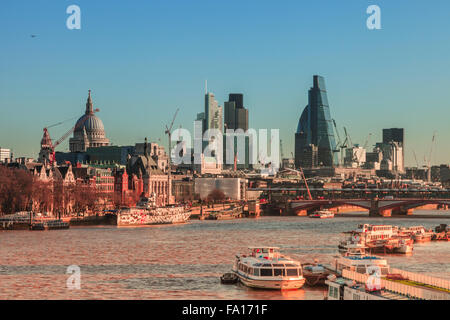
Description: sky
xmin=0 ymin=0 xmax=449 ymax=167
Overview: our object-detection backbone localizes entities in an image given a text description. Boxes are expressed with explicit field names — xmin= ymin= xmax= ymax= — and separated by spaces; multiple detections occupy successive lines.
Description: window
xmin=273 ymin=269 xmax=284 ymax=276
xmin=356 ymin=266 xmax=366 ymax=273
xmin=260 ymin=269 xmax=273 ymax=277
xmin=286 ymin=269 xmax=298 ymax=277
xmin=253 ymin=268 xmax=259 ymax=276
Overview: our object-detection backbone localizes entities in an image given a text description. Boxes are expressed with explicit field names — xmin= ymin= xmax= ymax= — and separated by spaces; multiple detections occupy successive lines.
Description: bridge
xmin=288 ymin=199 xmax=450 ymax=217
xmin=249 ymin=187 xmax=450 ymax=216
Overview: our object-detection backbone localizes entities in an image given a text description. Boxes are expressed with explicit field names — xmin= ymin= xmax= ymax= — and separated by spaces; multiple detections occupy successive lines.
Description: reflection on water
xmin=0 ymin=211 xmax=449 ymax=299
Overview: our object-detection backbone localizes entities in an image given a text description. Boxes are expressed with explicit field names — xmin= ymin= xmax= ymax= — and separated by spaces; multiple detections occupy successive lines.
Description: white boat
xmin=339 ymin=224 xmax=413 ymax=254
xmin=334 ymin=252 xmax=390 ymax=277
xmin=309 ymin=210 xmax=334 ymax=219
xmin=325 ymin=276 xmax=413 ymax=300
xmin=117 ymin=194 xmax=191 ymax=226
xmin=232 ymin=247 xmax=306 ymax=290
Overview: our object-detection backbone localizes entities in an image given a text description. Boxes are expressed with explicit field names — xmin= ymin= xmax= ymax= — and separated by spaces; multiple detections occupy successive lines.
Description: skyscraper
xmin=205 ymin=92 xmax=223 ymax=133
xmin=380 ymin=128 xmax=405 ymax=173
xmin=295 ymin=75 xmax=338 ymax=168
xmin=383 ymin=128 xmax=404 ymax=145
xmin=224 ymin=93 xmax=248 ymax=131
xmin=224 ymin=93 xmax=250 ymax=169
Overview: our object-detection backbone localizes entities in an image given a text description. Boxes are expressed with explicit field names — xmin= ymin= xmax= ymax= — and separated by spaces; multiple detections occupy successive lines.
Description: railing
xmin=342 ymin=269 xmax=450 ymax=300
xmin=390 ymin=267 xmax=450 ymax=291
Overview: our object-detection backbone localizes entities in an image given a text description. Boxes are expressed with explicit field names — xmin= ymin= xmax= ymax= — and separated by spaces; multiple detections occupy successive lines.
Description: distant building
xmin=86 ymin=145 xmax=135 ymax=166
xmin=224 ymin=93 xmax=250 ymax=169
xmin=382 ymin=128 xmax=405 ymax=173
xmin=134 ymin=141 xmax=169 ymax=172
xmin=127 ymin=139 xmax=172 ymax=205
xmin=296 ymin=144 xmax=318 ymax=168
xmin=205 ymin=92 xmax=223 ymax=133
xmin=194 ymin=177 xmax=247 ymax=201
xmin=69 ymin=90 xmax=110 ymax=152
xmin=344 ymin=146 xmax=366 ymax=168
xmin=281 ymin=158 xmax=295 ymax=169
xmin=295 ymin=75 xmax=338 ymax=168
xmin=0 ymin=148 xmax=11 ymax=163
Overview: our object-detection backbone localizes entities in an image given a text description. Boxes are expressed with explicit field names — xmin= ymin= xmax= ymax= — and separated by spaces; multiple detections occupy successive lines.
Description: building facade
xmin=224 ymin=93 xmax=250 ymax=169
xmin=295 ymin=75 xmax=338 ymax=168
xmin=0 ymin=148 xmax=11 ymax=163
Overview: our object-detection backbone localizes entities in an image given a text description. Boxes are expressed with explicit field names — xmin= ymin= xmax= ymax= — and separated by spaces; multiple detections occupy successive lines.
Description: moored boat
xmin=302 ymin=261 xmax=333 ymax=286
xmin=309 ymin=209 xmax=334 ymax=219
xmin=232 ymin=247 xmax=306 ymax=290
xmin=117 ymin=194 xmax=190 ymax=226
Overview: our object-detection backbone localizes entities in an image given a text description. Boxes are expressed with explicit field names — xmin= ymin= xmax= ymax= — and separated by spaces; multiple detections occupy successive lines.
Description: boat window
xmin=380 ymin=267 xmax=389 ymax=276
xmin=262 ymin=264 xmax=272 ymax=267
xmin=284 ymin=264 xmax=296 ymax=267
xmin=356 ymin=266 xmax=366 ymax=273
xmin=254 ymin=263 xmax=262 ymax=267
xmin=253 ymin=268 xmax=259 ymax=276
xmin=273 ymin=269 xmax=284 ymax=276
xmin=298 ymin=268 xmax=302 ymax=276
xmin=260 ymin=269 xmax=273 ymax=277
xmin=286 ymin=269 xmax=298 ymax=276
xmin=272 ymin=264 xmax=284 ymax=267
xmin=248 ymin=268 xmax=253 ymax=275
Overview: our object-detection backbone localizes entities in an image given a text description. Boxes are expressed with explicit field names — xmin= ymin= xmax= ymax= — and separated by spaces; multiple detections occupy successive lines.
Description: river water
xmin=0 ymin=211 xmax=449 ymax=299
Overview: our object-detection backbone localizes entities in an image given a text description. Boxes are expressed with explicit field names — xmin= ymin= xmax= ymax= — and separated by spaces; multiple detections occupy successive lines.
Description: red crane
xmin=42 ymin=108 xmax=100 ymax=164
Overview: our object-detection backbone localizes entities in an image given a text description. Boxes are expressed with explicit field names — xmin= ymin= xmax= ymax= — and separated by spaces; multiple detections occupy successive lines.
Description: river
xmin=0 ymin=211 xmax=449 ymax=299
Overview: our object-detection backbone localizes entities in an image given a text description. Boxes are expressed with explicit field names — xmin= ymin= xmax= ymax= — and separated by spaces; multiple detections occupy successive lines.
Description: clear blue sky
xmin=1 ymin=0 xmax=449 ymax=166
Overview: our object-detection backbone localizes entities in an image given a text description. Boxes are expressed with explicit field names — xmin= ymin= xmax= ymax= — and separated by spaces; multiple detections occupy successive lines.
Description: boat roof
xmin=240 ymin=256 xmax=301 ymax=266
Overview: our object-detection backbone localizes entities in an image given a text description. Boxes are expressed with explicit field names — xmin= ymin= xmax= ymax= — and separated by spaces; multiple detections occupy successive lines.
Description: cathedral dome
xmin=74 ymin=113 xmax=106 ymax=136
xmin=69 ymin=90 xmax=110 ymax=152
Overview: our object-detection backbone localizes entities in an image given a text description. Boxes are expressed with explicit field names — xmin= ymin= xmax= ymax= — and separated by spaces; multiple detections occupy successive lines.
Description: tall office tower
xmin=295 ymin=75 xmax=338 ymax=168
xmin=205 ymin=92 xmax=223 ymax=133
xmin=383 ymin=128 xmax=404 ymax=145
xmin=381 ymin=128 xmax=405 ymax=173
xmin=224 ymin=93 xmax=250 ymax=169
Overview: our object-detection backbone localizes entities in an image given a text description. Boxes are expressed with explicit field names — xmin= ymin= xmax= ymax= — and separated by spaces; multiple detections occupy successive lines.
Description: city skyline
xmin=1 ymin=1 xmax=450 ymax=166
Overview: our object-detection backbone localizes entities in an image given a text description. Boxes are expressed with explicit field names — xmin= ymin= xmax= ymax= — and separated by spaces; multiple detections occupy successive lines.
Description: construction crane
xmin=283 ymin=167 xmax=312 ymax=200
xmin=164 ymin=108 xmax=180 ymax=205
xmin=425 ymin=132 xmax=437 ymax=182
xmin=355 ymin=133 xmax=372 ymax=164
xmin=42 ymin=108 xmax=100 ymax=165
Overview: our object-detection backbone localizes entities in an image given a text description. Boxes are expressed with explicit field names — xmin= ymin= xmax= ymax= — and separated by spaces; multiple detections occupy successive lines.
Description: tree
xmin=206 ymin=189 xmax=226 ymax=208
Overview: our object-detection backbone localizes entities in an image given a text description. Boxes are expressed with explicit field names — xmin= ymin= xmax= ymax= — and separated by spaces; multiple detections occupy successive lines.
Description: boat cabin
xmin=335 ymin=255 xmax=389 ymax=276
xmin=235 ymin=247 xmax=303 ymax=278
xmin=249 ymin=247 xmax=281 ymax=260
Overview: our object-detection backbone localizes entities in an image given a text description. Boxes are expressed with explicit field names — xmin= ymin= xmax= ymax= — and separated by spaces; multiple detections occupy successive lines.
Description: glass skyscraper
xmin=295 ymin=75 xmax=338 ymax=168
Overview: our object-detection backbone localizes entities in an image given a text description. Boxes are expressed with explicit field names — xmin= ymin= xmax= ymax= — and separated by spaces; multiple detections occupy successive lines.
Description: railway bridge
xmin=288 ymin=199 xmax=450 ymax=217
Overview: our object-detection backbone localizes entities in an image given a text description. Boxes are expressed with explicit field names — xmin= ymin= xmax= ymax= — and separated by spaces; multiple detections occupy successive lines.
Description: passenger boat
xmin=30 ymin=219 xmax=70 ymax=231
xmin=399 ymin=226 xmax=434 ymax=243
xmin=204 ymin=206 xmax=242 ymax=220
xmin=325 ymin=276 xmax=414 ymax=300
xmin=309 ymin=210 xmax=334 ymax=219
xmin=339 ymin=224 xmax=413 ymax=254
xmin=334 ymin=251 xmax=390 ymax=277
xmin=117 ymin=195 xmax=190 ymax=226
xmin=232 ymin=247 xmax=306 ymax=290
xmin=366 ymin=238 xmax=414 ymax=254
